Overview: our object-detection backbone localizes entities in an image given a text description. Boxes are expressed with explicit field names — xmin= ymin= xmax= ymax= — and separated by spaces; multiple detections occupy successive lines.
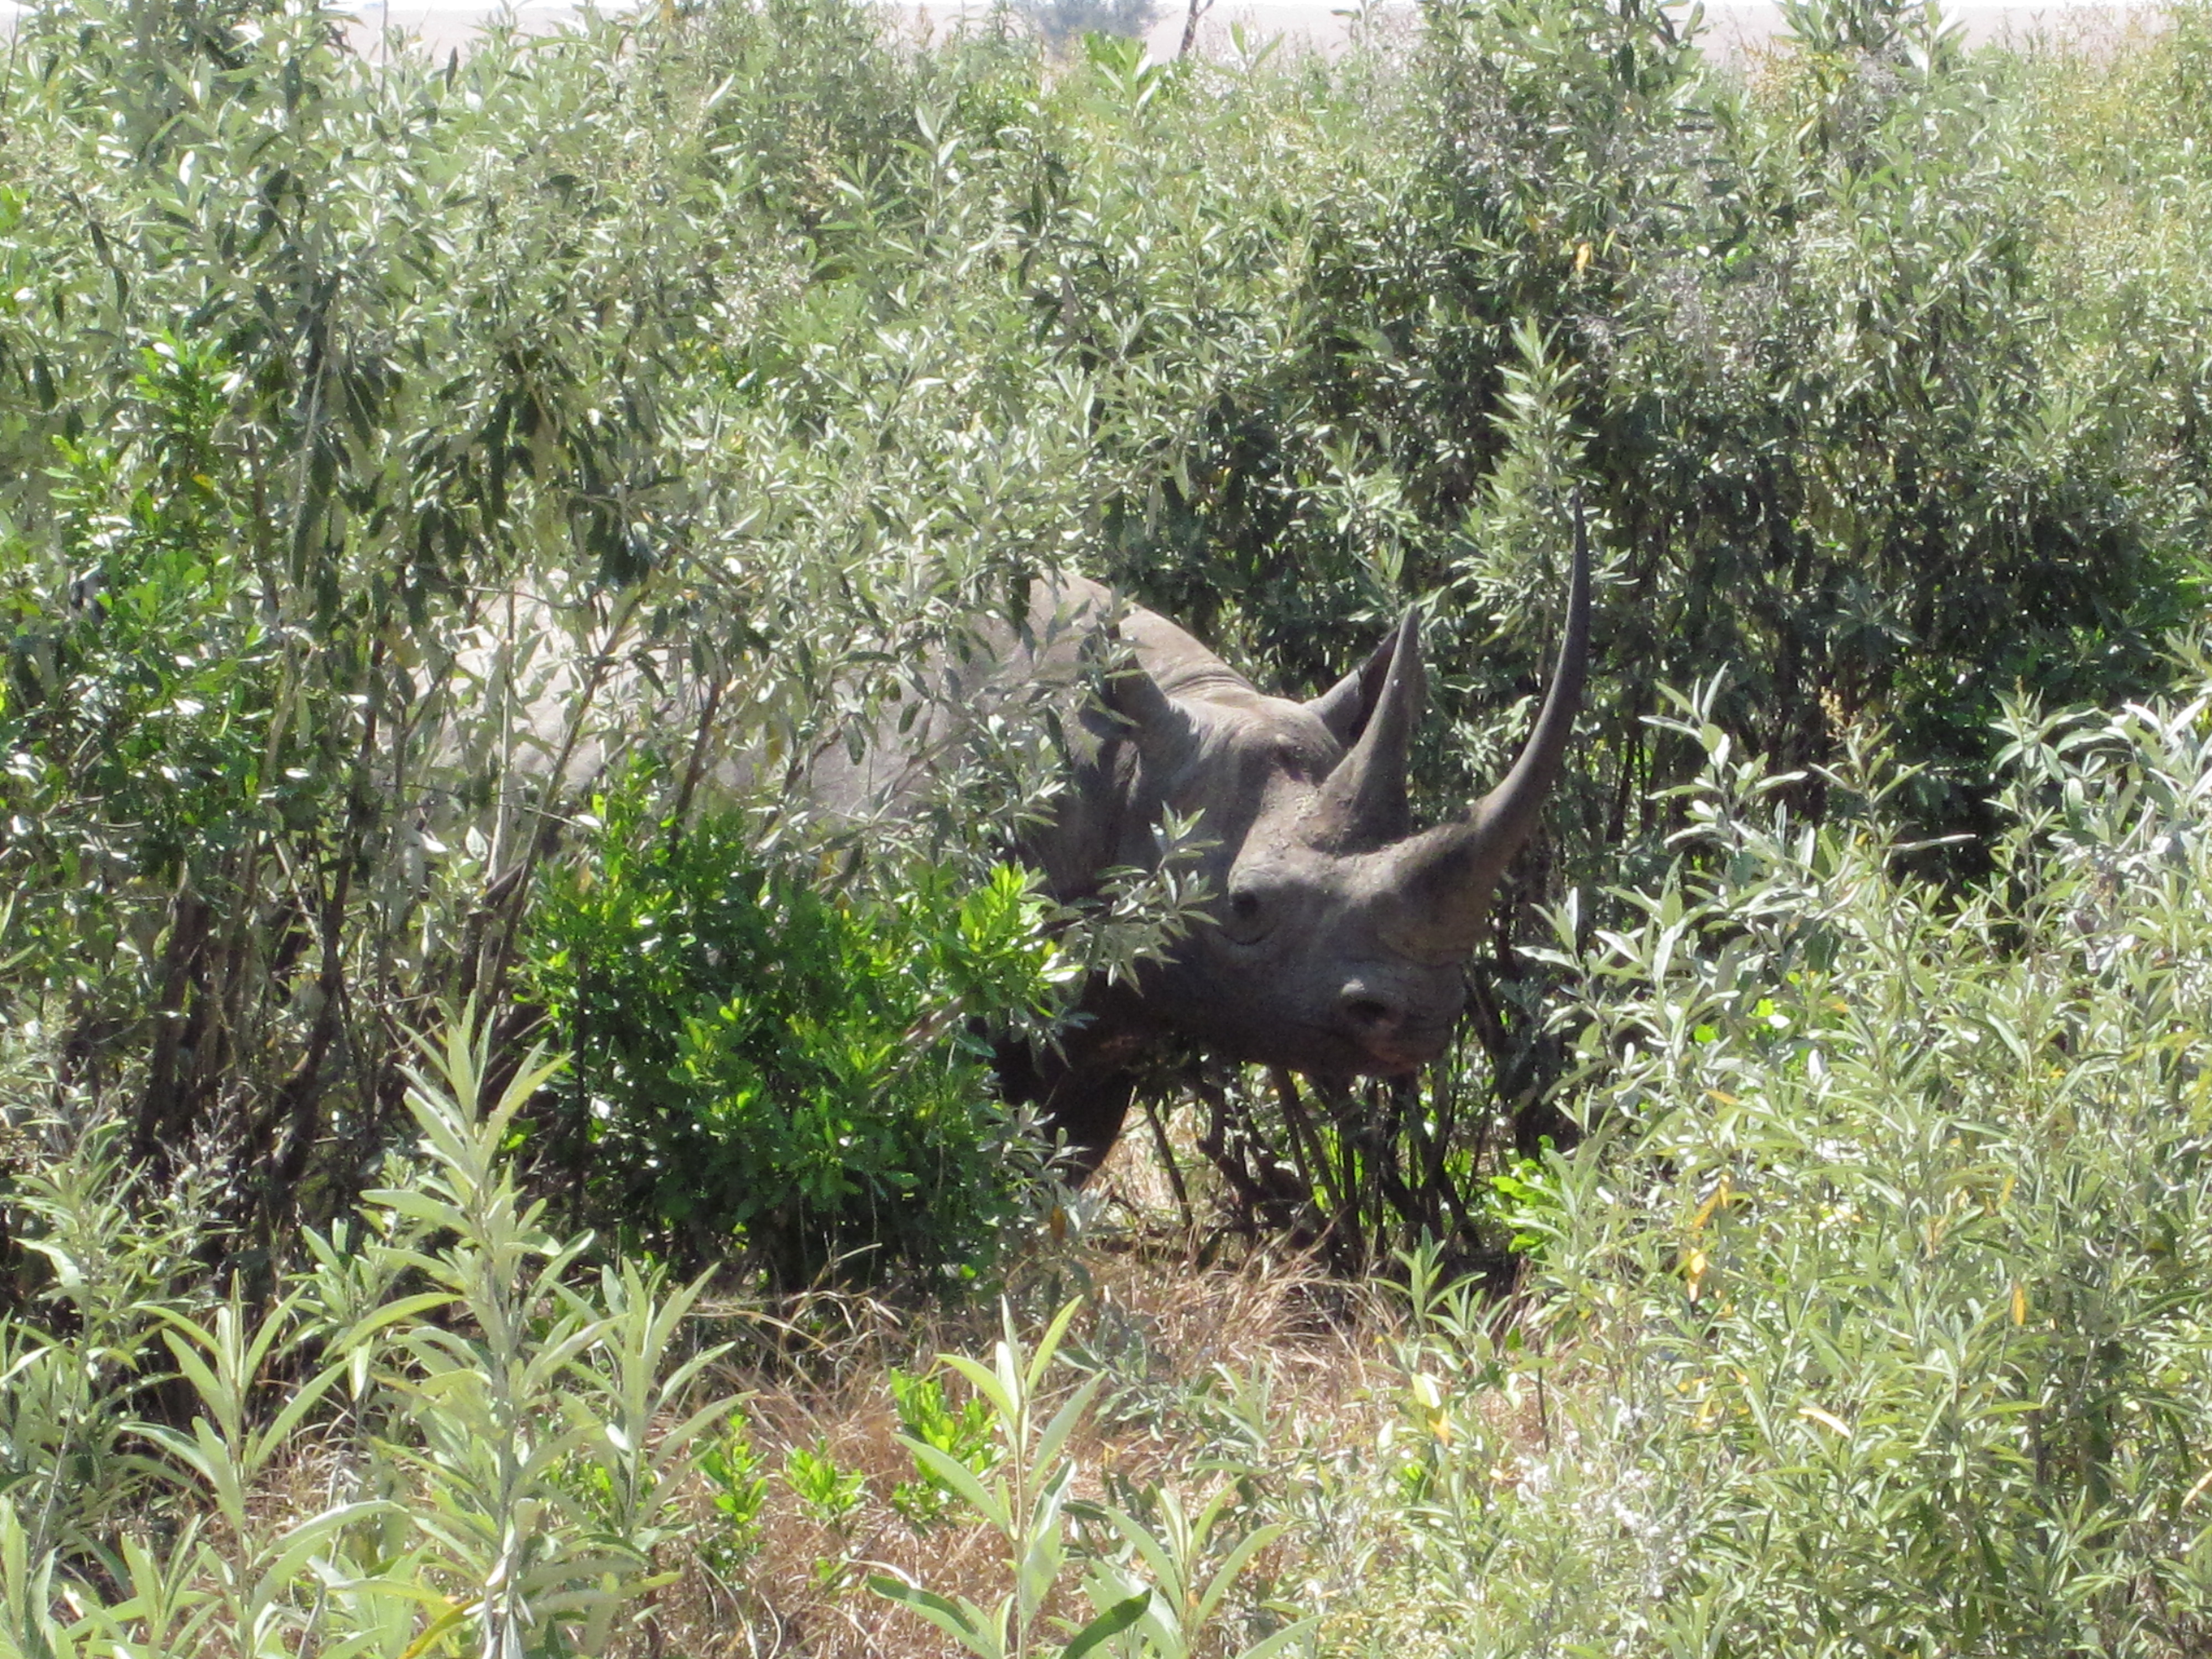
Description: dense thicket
xmin=1359 ymin=685 xmax=2212 ymax=1656
xmin=4 ymin=0 xmax=2212 ymax=1652
xmin=1 ymin=0 xmax=2208 ymax=1261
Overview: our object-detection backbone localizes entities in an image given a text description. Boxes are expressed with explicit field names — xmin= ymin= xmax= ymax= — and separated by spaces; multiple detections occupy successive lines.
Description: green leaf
xmin=1235 ymin=1617 xmax=1321 ymax=1658
xmin=867 ymin=1575 xmax=1005 ymax=1659
xmin=1032 ymin=1373 xmax=1103 ymax=1492
xmin=900 ymin=1436 xmax=1013 ymax=1535
xmin=1061 ymin=1591 xmax=1150 ymax=1659
xmin=1026 ymin=1296 xmax=1086 ymax=1392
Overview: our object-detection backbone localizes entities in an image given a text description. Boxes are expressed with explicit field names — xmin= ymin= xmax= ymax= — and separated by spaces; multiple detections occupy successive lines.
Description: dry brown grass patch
xmin=633 ymin=1238 xmax=1406 ymax=1657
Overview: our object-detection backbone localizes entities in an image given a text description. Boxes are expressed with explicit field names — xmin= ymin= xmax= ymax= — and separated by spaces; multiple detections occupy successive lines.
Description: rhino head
xmin=1086 ymin=511 xmax=1591 ymax=1088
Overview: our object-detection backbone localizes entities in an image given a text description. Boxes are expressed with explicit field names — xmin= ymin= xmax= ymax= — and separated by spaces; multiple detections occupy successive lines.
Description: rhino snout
xmin=1334 ymin=977 xmax=1459 ymax=1071
xmin=1338 ymin=983 xmax=1403 ymax=1034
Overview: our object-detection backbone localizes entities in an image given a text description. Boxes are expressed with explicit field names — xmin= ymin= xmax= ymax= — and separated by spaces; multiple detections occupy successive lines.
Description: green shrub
xmin=1354 ymin=676 xmax=2212 ymax=1656
xmin=1020 ymin=0 xmax=1163 ymax=54
xmin=890 ymin=1363 xmax=1003 ymax=1528
xmin=0 ymin=1011 xmax=738 ymax=1658
xmin=698 ymin=1408 xmax=769 ymax=1575
xmin=524 ymin=775 xmax=1071 ymax=1286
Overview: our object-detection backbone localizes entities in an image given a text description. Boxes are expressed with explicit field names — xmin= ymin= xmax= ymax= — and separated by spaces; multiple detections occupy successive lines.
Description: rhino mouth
xmin=1217 ymin=1015 xmax=1455 ymax=1079
xmin=1380 ymin=1046 xmax=1452 ymax=1076
xmin=1345 ymin=1019 xmax=1457 ymax=1075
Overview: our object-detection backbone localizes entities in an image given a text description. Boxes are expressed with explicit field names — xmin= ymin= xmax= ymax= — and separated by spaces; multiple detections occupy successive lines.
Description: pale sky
xmin=0 ymin=0 xmax=2147 ymax=55
xmin=338 ymin=0 xmax=2144 ymax=55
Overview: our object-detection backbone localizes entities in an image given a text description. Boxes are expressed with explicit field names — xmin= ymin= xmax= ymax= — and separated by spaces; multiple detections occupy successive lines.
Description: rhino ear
xmin=1098 ymin=658 xmax=1200 ymax=775
xmin=1103 ymin=658 xmax=1176 ymax=733
xmin=1305 ymin=619 xmax=1408 ymax=748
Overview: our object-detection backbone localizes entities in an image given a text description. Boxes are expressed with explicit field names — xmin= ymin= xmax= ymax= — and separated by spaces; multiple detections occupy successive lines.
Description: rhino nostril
xmin=1343 ymin=994 xmax=1397 ymax=1030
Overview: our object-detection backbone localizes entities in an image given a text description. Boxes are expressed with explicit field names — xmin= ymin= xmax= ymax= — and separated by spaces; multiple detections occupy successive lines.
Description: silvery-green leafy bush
xmin=0 ymin=1013 xmax=737 ymax=1658
xmin=1358 ymin=676 xmax=2212 ymax=1656
xmin=2 ymin=0 xmax=2211 ymax=1272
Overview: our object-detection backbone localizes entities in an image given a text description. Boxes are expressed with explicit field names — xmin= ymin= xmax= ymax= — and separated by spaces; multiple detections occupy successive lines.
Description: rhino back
xmin=803 ymin=576 xmax=1244 ymax=899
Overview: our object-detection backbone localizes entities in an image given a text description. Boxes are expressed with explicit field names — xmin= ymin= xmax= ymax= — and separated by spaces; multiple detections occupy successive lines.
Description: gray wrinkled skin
xmin=880 ymin=519 xmax=1594 ymax=1176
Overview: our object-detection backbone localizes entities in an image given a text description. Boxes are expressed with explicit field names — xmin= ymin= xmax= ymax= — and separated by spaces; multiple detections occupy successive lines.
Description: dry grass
xmin=191 ymin=1140 xmax=1437 ymax=1658
xmin=634 ymin=1149 xmax=1409 ymax=1659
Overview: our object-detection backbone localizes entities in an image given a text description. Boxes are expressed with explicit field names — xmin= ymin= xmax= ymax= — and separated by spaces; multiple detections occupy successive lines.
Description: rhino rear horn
xmin=1306 ymin=627 xmax=1400 ymax=747
xmin=1389 ymin=499 xmax=1593 ymax=953
xmin=1310 ymin=607 xmax=1424 ymax=849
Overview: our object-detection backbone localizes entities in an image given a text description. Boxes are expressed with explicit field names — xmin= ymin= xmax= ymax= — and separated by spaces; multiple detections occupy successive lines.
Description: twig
xmin=669 ymin=674 xmax=728 ymax=836
xmin=265 ymin=631 xmax=388 ymax=1212
xmin=1270 ymin=1066 xmax=1347 ymax=1228
xmin=474 ymin=581 xmax=648 ymax=1007
xmin=1141 ymin=1093 xmax=1194 ymax=1241
xmin=1177 ymin=0 xmax=1215 ymax=56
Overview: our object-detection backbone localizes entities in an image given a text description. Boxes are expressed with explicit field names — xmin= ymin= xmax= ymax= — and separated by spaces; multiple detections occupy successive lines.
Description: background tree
xmin=1017 ymin=0 xmax=1164 ymax=54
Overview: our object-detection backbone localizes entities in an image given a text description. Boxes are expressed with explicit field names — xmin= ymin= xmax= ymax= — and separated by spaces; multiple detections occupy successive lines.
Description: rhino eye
xmin=1222 ymin=887 xmax=1271 ymax=943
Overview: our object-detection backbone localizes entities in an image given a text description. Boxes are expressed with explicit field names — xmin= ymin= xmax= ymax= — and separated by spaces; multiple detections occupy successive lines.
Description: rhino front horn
xmin=1388 ymin=498 xmax=1593 ymax=956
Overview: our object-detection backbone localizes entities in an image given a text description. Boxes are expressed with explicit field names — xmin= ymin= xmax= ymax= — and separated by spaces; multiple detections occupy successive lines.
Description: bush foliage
xmin=1368 ymin=680 xmax=2212 ymax=1654
xmin=6 ymin=0 xmax=2204 ymax=1265
xmin=524 ymin=778 xmax=1068 ymax=1283
xmin=3 ymin=0 xmax=2212 ymax=1648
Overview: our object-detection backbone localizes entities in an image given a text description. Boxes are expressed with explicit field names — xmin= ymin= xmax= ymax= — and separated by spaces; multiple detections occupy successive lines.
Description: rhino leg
xmin=993 ymin=1033 xmax=1139 ymax=1185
